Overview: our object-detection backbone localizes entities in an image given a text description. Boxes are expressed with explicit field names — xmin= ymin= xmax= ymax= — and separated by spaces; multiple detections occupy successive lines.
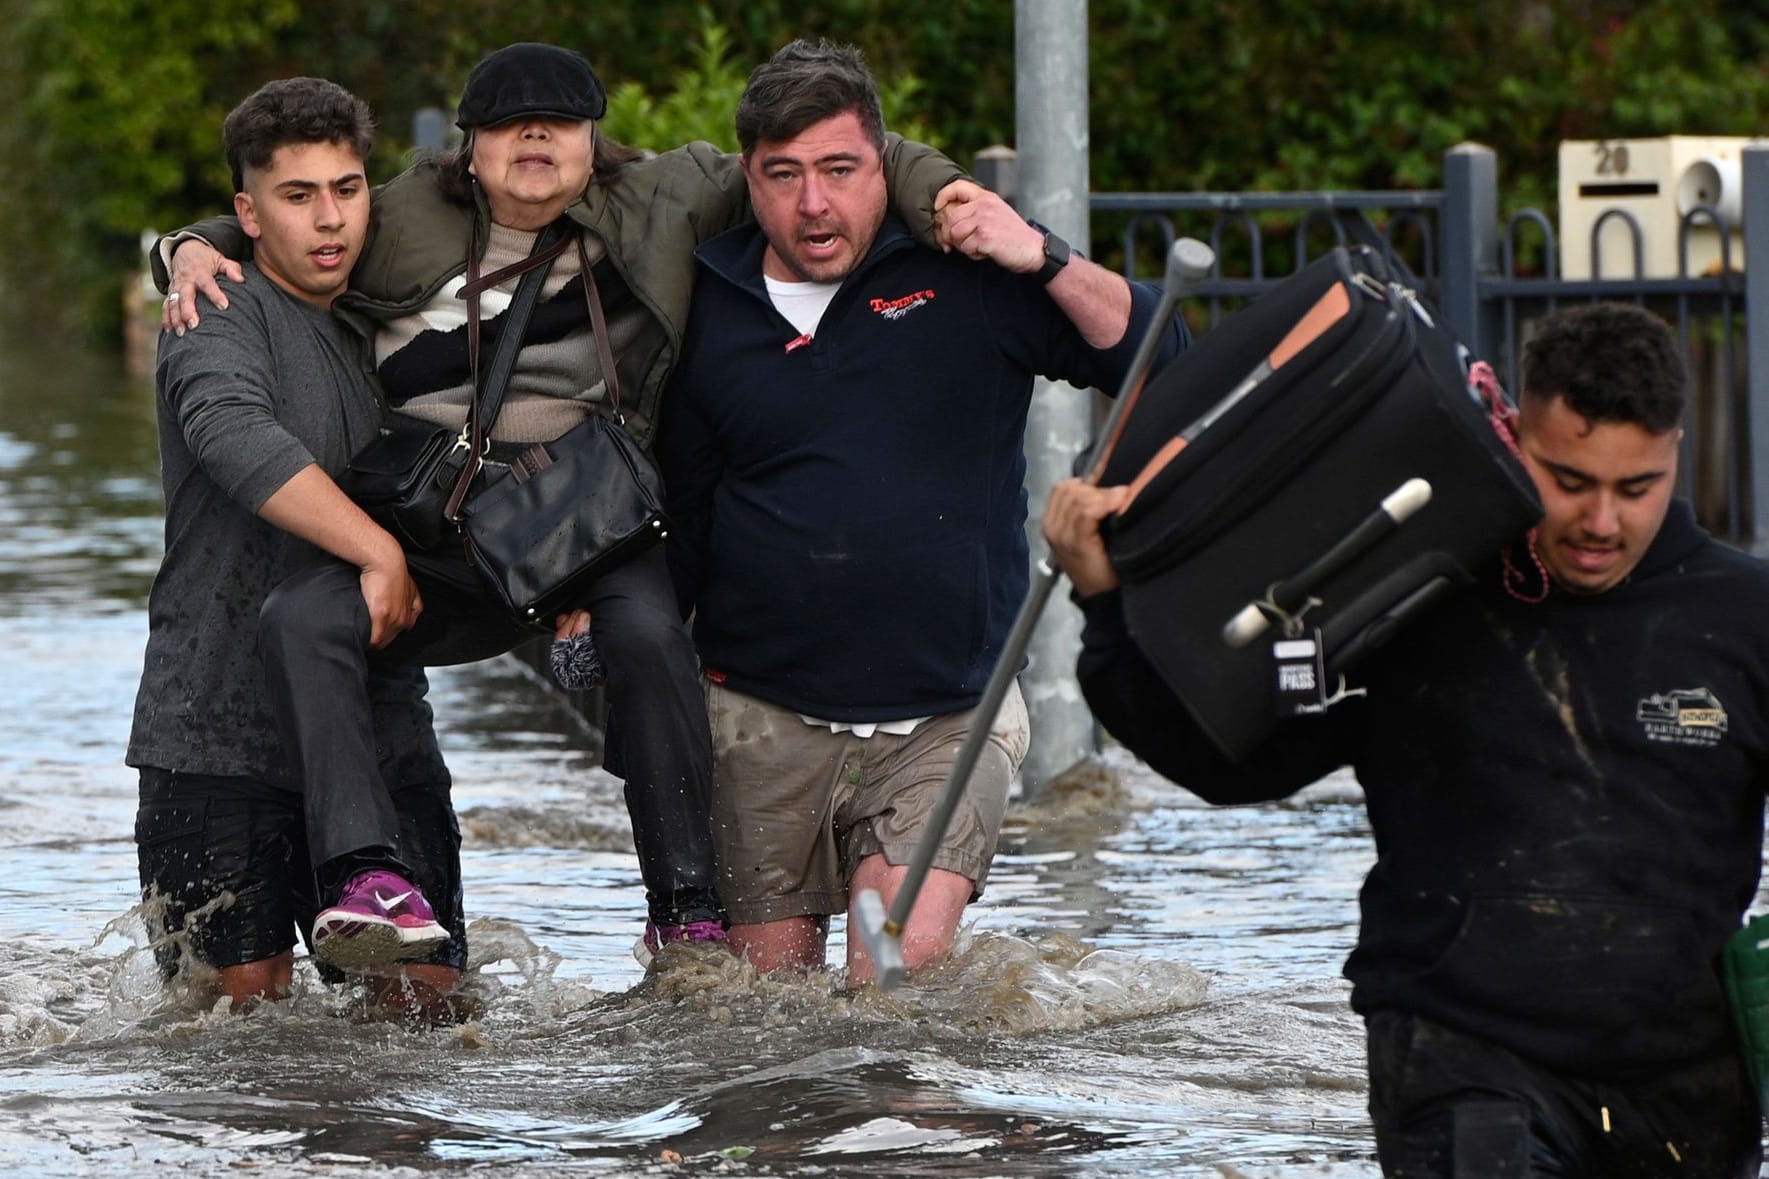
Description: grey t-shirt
xmin=127 ymin=264 xmax=447 ymax=788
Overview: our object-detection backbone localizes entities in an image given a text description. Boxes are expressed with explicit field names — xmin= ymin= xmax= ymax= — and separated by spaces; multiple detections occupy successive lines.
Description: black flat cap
xmin=456 ymin=42 xmax=607 ymax=129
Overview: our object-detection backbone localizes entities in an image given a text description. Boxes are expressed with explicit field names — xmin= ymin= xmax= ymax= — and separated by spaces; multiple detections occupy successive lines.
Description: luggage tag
xmin=1273 ymin=629 xmax=1329 ymax=717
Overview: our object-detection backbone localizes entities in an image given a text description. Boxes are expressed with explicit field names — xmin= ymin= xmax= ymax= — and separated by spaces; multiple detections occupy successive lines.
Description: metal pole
xmin=1015 ymin=0 xmax=1093 ymax=800
xmin=973 ymin=144 xmax=1019 ymax=206
xmin=856 ymin=241 xmax=1215 ymax=990
xmin=1743 ymin=145 xmax=1769 ymax=552
xmin=1440 ymin=142 xmax=1499 ymax=359
xmin=412 ymin=106 xmax=450 ymax=151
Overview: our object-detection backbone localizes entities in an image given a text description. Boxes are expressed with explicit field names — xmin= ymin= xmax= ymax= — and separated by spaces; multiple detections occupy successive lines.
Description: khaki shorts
xmin=705 ymin=680 xmax=1029 ymax=925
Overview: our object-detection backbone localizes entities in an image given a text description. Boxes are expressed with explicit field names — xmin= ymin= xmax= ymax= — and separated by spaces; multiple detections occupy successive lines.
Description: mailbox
xmin=1557 ymin=136 xmax=1750 ymax=279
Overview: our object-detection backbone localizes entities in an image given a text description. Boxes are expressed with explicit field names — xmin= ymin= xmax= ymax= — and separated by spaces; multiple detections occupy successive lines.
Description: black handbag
xmin=338 ymin=413 xmax=471 ymax=550
xmin=340 ymin=222 xmax=571 ymax=550
xmin=457 ymin=234 xmax=669 ymax=627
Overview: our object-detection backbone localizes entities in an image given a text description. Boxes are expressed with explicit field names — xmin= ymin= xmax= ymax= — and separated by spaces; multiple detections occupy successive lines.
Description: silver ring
xmin=166 ymin=291 xmax=181 ymax=303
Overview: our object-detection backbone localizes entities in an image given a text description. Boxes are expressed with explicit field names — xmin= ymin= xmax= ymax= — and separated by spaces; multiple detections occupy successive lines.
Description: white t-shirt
xmin=765 ymin=275 xmax=841 ymax=339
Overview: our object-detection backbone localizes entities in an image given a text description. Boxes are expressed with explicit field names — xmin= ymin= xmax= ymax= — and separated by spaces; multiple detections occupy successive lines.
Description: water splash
xmin=858 ymin=931 xmax=1209 ymax=1035
xmin=614 ymin=927 xmax=1207 ymax=1042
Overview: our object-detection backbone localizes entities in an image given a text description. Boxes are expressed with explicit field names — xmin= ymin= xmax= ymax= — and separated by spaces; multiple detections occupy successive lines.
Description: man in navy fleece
xmin=661 ymin=38 xmax=1184 ymax=983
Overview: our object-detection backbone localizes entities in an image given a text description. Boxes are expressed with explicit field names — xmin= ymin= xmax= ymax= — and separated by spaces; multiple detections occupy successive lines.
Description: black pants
xmin=135 ymin=768 xmax=466 ymax=981
xmin=1366 ymin=1010 xmax=1762 ymax=1178
xmin=259 ymin=541 xmax=720 ymax=926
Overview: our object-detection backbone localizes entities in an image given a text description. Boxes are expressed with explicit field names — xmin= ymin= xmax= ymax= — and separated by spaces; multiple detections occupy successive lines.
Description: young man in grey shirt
xmin=129 ymin=77 xmax=462 ymax=1015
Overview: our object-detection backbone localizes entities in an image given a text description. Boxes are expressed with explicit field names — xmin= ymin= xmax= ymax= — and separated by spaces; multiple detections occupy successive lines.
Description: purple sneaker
xmin=635 ymin=919 xmax=727 ymax=968
xmin=311 ymin=869 xmax=448 ymax=971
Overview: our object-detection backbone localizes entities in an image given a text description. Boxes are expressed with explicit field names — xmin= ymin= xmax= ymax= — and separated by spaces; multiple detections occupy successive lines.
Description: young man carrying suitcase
xmin=1044 ymin=302 xmax=1766 ymax=1175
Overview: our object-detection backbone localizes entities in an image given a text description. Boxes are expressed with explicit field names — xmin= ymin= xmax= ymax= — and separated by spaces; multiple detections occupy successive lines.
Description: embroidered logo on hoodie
xmin=1636 ymin=687 xmax=1727 ymax=747
xmin=870 ymin=289 xmax=936 ymax=321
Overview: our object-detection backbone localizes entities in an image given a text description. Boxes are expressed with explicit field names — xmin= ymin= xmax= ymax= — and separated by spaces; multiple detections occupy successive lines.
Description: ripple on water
xmin=0 ymin=432 xmax=36 ymax=469
xmin=456 ymin=802 xmax=636 ymax=851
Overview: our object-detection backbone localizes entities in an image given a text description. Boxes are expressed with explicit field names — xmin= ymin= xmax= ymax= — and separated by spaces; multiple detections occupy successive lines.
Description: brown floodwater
xmin=0 ymin=330 xmax=1394 ymax=1177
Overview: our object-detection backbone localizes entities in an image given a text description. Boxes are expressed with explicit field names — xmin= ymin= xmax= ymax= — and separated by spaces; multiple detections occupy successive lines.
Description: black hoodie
xmin=1079 ymin=499 xmax=1769 ymax=1080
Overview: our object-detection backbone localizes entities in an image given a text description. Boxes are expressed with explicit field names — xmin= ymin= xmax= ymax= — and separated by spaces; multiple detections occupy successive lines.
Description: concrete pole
xmin=1015 ymin=0 xmax=1094 ymax=798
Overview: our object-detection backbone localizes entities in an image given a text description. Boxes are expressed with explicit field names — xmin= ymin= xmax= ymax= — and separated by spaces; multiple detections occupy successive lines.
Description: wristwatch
xmin=1038 ymin=231 xmax=1072 ymax=284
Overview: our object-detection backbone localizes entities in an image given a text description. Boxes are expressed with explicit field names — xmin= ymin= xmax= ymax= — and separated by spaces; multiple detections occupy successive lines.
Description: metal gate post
xmin=1440 ymin=142 xmax=1499 ymax=359
xmin=1743 ymin=145 xmax=1769 ymax=551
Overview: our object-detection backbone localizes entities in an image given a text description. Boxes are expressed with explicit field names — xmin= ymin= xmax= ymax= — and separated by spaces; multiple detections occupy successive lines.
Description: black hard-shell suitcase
xmin=1099 ymin=246 xmax=1542 ymax=762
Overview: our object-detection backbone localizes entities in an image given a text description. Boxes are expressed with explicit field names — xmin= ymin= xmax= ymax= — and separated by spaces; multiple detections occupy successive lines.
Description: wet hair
xmin=222 ymin=77 xmax=375 ymax=192
xmin=420 ymin=127 xmax=644 ymax=208
xmin=1520 ymin=302 xmax=1686 ymax=434
xmin=735 ymin=38 xmax=886 ymax=154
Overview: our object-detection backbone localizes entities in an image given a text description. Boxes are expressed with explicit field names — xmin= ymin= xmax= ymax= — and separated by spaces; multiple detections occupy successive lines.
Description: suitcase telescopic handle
xmin=852 ymin=238 xmax=1216 ymax=992
xmin=1220 ymin=478 xmax=1434 ymax=648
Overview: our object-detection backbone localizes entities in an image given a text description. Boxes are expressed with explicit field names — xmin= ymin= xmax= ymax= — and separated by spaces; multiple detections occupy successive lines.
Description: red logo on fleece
xmin=869 ymin=289 xmax=936 ymax=321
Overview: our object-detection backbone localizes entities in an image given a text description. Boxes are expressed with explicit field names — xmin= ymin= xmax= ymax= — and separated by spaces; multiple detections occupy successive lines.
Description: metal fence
xmin=538 ymin=142 xmax=1769 ymax=751
xmin=1091 ymin=142 xmax=1768 ymax=550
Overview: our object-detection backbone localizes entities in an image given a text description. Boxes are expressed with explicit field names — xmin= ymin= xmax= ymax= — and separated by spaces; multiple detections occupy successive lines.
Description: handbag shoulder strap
xmin=573 ymin=235 xmax=624 ymax=419
xmin=445 ymin=220 xmax=569 ymax=522
xmin=462 ymin=220 xmax=571 ymax=436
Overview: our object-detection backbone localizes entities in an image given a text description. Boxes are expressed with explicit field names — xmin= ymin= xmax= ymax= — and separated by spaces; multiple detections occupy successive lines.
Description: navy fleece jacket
xmin=662 ymin=214 xmax=1184 ymax=720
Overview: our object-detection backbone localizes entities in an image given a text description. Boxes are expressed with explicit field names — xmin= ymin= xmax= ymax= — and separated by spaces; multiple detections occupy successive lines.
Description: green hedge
xmin=4 ymin=0 xmax=1766 ymax=343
